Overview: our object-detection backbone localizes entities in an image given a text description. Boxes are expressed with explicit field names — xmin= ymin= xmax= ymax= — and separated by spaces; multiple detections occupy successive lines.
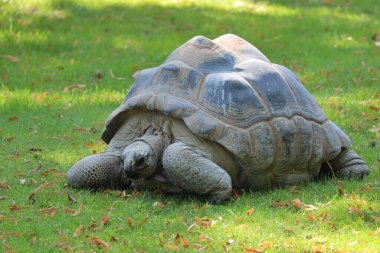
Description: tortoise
xmin=67 ymin=34 xmax=369 ymax=203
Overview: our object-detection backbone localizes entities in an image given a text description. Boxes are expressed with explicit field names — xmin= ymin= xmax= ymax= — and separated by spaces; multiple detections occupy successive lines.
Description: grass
xmin=0 ymin=0 xmax=379 ymax=252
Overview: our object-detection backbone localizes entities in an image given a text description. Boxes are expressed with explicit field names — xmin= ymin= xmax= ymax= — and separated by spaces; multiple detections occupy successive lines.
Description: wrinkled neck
xmin=134 ymin=128 xmax=169 ymax=161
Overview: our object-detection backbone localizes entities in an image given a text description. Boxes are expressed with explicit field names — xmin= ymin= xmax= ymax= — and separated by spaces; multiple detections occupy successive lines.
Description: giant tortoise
xmin=67 ymin=34 xmax=369 ymax=203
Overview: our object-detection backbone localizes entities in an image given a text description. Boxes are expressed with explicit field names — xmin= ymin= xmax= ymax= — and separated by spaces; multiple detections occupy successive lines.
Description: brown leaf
xmin=5 ymin=136 xmax=15 ymax=142
xmin=125 ymin=217 xmax=134 ymax=227
xmin=290 ymin=199 xmax=318 ymax=210
xmin=63 ymin=84 xmax=86 ymax=92
xmin=139 ymin=216 xmax=148 ymax=226
xmin=232 ymin=189 xmax=239 ymax=200
xmin=153 ymin=201 xmax=166 ymax=209
xmin=244 ymin=248 xmax=263 ymax=253
xmin=348 ymin=207 xmax=364 ymax=217
xmin=36 ymin=207 xmax=60 ymax=219
xmin=181 ymin=238 xmax=189 ymax=248
xmin=290 ymin=199 xmax=305 ymax=209
xmin=10 ymin=203 xmax=21 ymax=211
xmin=8 ymin=116 xmax=18 ymax=122
xmin=290 ymin=185 xmax=300 ymax=194
xmin=306 ymin=214 xmax=315 ymax=221
xmin=67 ymin=194 xmax=77 ymax=202
xmin=258 ymin=241 xmax=270 ymax=250
xmin=164 ymin=244 xmax=180 ymax=251
xmin=246 ymin=208 xmax=254 ymax=216
xmin=3 ymin=55 xmax=20 ymax=62
xmin=0 ymin=181 xmax=10 ymax=189
xmin=29 ymin=179 xmax=60 ymax=199
xmin=192 ymin=244 xmax=208 ymax=251
xmin=30 ymin=164 xmax=42 ymax=174
xmin=65 ymin=208 xmax=75 ymax=214
xmin=271 ymin=200 xmax=287 ymax=208
xmin=73 ymin=224 xmax=85 ymax=237
xmin=195 ymin=217 xmax=217 ymax=228
xmin=237 ymin=224 xmax=249 ymax=230
xmin=311 ymin=246 xmax=325 ymax=253
xmin=72 ymin=202 xmax=83 ymax=217
xmin=88 ymin=237 xmax=109 ymax=252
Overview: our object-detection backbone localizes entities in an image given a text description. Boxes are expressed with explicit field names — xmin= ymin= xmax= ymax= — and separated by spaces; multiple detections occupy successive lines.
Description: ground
xmin=0 ymin=0 xmax=379 ymax=252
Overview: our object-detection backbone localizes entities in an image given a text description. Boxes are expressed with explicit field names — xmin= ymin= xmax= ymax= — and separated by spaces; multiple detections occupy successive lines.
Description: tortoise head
xmin=121 ymin=140 xmax=157 ymax=179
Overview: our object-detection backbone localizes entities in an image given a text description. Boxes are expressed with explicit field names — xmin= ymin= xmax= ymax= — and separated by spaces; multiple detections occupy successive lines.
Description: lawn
xmin=0 ymin=0 xmax=379 ymax=252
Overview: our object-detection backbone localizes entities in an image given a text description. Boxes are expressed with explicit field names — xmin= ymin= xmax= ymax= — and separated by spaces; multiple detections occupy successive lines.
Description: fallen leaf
xmin=232 ymin=189 xmax=239 ymax=200
xmin=8 ymin=116 xmax=18 ymax=122
xmin=258 ymin=241 xmax=270 ymax=250
xmin=29 ymin=179 xmax=60 ymax=199
xmin=3 ymin=55 xmax=20 ymax=62
xmin=153 ymin=201 xmax=166 ymax=209
xmin=237 ymin=224 xmax=249 ymax=230
xmin=65 ymin=208 xmax=75 ymax=214
xmin=246 ymin=208 xmax=254 ymax=215
xmin=290 ymin=199 xmax=318 ymax=210
xmin=125 ymin=217 xmax=134 ymax=227
xmin=88 ymin=237 xmax=109 ymax=252
xmin=290 ymin=199 xmax=304 ymax=209
xmin=63 ymin=84 xmax=86 ymax=92
xmin=73 ymin=224 xmax=85 ymax=237
xmin=306 ymin=214 xmax=315 ymax=221
xmin=197 ymin=235 xmax=213 ymax=242
xmin=0 ymin=181 xmax=10 ymax=189
xmin=347 ymin=241 xmax=358 ymax=246
xmin=35 ymin=207 xmax=60 ymax=219
xmin=192 ymin=244 xmax=207 ymax=251
xmin=226 ymin=238 xmax=235 ymax=245
xmin=139 ymin=216 xmax=148 ymax=226
xmin=290 ymin=185 xmax=300 ymax=194
xmin=30 ymin=164 xmax=42 ymax=174
xmin=5 ymin=136 xmax=15 ymax=142
xmin=271 ymin=200 xmax=287 ymax=208
xmin=93 ymin=69 xmax=103 ymax=80
xmin=311 ymin=246 xmax=325 ymax=253
xmin=72 ymin=202 xmax=83 ymax=216
xmin=348 ymin=207 xmax=364 ymax=217
xmin=283 ymin=240 xmax=294 ymax=248
xmin=244 ymin=248 xmax=263 ymax=253
xmin=181 ymin=238 xmax=189 ymax=248
xmin=194 ymin=217 xmax=217 ymax=228
xmin=372 ymin=33 xmax=380 ymax=41
xmin=164 ymin=244 xmax=180 ymax=251
xmin=67 ymin=193 xmax=77 ymax=202
xmin=10 ymin=203 xmax=21 ymax=211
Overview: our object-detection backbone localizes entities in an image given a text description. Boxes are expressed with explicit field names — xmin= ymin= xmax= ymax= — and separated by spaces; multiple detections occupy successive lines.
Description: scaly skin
xmin=328 ymin=149 xmax=369 ymax=179
xmin=67 ymin=153 xmax=130 ymax=189
xmin=162 ymin=142 xmax=232 ymax=203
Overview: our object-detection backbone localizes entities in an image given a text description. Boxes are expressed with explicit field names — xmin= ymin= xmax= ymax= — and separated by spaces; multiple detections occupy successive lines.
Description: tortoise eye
xmin=135 ymin=156 xmax=145 ymax=167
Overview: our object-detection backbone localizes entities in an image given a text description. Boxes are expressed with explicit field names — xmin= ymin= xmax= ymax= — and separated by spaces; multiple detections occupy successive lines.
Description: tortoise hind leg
xmin=327 ymin=149 xmax=369 ymax=179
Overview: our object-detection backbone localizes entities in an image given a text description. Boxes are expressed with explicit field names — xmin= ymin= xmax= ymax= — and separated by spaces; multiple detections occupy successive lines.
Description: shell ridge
xmin=272 ymin=64 xmax=302 ymax=115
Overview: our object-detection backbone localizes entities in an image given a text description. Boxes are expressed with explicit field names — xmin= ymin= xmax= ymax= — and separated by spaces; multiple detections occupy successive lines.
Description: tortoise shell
xmin=102 ymin=34 xmax=350 ymax=186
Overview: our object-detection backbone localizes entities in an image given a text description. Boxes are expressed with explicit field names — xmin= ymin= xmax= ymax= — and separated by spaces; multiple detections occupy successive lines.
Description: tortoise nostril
xmin=135 ymin=156 xmax=145 ymax=167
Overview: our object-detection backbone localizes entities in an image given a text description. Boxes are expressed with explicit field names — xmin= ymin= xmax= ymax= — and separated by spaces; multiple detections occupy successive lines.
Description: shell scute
xmin=198 ymin=72 xmax=269 ymax=128
xmin=236 ymin=60 xmax=300 ymax=118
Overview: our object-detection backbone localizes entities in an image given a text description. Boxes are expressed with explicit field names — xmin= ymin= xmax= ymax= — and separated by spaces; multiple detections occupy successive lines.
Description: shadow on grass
xmin=1 ymin=0 xmax=378 ymax=91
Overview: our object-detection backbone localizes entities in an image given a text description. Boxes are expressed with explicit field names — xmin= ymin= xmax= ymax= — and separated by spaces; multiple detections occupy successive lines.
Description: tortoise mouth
xmin=125 ymin=165 xmax=155 ymax=179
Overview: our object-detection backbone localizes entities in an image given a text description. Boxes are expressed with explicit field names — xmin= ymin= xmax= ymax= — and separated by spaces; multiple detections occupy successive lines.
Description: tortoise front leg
xmin=162 ymin=142 xmax=232 ymax=203
xmin=67 ymin=153 xmax=130 ymax=189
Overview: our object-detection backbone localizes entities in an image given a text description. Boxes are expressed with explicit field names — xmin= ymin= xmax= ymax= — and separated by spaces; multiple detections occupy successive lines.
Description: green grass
xmin=0 ymin=0 xmax=379 ymax=252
